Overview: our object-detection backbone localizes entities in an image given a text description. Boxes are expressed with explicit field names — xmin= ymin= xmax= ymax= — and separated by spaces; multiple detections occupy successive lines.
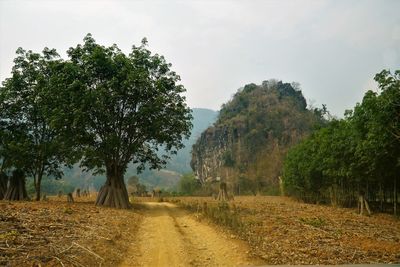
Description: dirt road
xmin=121 ymin=202 xmax=262 ymax=267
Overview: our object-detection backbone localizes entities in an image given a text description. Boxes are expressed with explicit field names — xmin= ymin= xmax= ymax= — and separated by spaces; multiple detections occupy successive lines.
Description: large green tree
xmin=0 ymin=48 xmax=71 ymax=200
xmin=54 ymin=34 xmax=192 ymax=208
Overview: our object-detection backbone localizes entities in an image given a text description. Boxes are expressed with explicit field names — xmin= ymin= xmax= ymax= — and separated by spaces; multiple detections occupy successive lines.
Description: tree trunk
xmin=35 ymin=181 xmax=41 ymax=201
xmin=4 ymin=170 xmax=28 ymax=201
xmin=0 ymin=172 xmax=8 ymax=199
xmin=217 ymin=182 xmax=228 ymax=202
xmin=330 ymin=184 xmax=338 ymax=207
xmin=34 ymin=170 xmax=44 ymax=201
xmin=358 ymin=194 xmax=371 ymax=216
xmin=95 ymin=164 xmax=130 ymax=209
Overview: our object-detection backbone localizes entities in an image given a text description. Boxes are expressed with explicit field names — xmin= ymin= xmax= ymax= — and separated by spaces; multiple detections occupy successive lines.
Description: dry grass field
xmin=1 ymin=195 xmax=399 ymax=266
xmin=0 ymin=195 xmax=143 ymax=266
xmin=167 ymin=196 xmax=400 ymax=265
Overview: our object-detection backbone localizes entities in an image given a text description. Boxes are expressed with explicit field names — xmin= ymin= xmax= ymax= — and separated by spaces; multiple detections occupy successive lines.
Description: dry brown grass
xmin=2 ymin=194 xmax=399 ymax=266
xmin=167 ymin=195 xmax=400 ymax=265
xmin=0 ymin=195 xmax=143 ymax=266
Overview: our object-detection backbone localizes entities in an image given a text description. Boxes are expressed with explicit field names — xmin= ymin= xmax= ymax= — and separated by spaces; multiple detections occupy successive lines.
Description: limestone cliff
xmin=191 ymin=80 xmax=323 ymax=194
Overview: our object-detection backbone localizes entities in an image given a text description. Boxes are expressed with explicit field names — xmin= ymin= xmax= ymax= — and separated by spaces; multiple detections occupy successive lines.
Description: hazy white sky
xmin=0 ymin=0 xmax=399 ymax=116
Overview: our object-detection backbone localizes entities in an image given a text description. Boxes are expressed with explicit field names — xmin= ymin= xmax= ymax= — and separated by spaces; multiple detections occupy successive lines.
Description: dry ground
xmin=121 ymin=202 xmax=262 ymax=267
xmin=0 ymin=195 xmax=143 ymax=266
xmin=1 ymin=196 xmax=261 ymax=267
xmin=1 ymin=195 xmax=399 ymax=266
xmin=168 ymin=196 xmax=400 ymax=265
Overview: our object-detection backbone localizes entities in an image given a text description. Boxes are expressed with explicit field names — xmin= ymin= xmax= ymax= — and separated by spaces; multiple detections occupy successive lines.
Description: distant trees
xmin=178 ymin=173 xmax=201 ymax=195
xmin=283 ymin=70 xmax=400 ymax=215
xmin=127 ymin=176 xmax=140 ymax=188
xmin=126 ymin=175 xmax=147 ymax=196
xmin=0 ymin=34 xmax=192 ymax=208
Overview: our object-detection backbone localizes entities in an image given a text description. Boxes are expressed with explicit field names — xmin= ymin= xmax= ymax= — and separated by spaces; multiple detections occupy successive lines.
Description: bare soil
xmin=1 ymin=197 xmax=262 ymax=266
xmin=121 ymin=202 xmax=262 ymax=267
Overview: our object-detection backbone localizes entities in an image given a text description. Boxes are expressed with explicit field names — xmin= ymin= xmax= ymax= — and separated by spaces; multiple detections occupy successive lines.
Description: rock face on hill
xmin=191 ymin=80 xmax=323 ymax=194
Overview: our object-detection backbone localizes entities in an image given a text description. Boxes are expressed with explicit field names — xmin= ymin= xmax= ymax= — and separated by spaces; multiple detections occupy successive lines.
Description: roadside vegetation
xmin=284 ymin=70 xmax=400 ymax=215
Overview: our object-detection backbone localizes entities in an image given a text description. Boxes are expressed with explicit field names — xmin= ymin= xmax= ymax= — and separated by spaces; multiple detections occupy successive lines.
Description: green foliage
xmin=53 ymin=34 xmax=193 ymax=177
xmin=192 ymin=79 xmax=324 ymax=194
xmin=0 ymin=47 xmax=74 ymax=200
xmin=27 ymin=177 xmax=74 ymax=196
xmin=1 ymin=34 xmax=193 ymax=207
xmin=178 ymin=173 xmax=201 ymax=195
xmin=222 ymin=151 xmax=235 ymax=167
xmin=283 ymin=69 xmax=400 ymax=211
xmin=125 ymin=108 xmax=217 ymax=190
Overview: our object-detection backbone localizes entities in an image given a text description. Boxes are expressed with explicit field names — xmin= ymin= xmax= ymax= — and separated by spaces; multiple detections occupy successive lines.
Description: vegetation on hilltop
xmin=191 ymin=80 xmax=325 ymax=195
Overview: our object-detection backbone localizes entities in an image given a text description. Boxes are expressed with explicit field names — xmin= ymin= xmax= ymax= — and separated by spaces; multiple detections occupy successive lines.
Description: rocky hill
xmin=191 ymin=80 xmax=324 ymax=195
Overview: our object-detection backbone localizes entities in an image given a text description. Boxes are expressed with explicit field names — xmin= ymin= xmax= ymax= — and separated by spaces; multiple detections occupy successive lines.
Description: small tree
xmin=127 ymin=175 xmax=139 ymax=194
xmin=136 ymin=183 xmax=147 ymax=196
xmin=54 ymin=34 xmax=192 ymax=208
xmin=178 ymin=173 xmax=201 ymax=195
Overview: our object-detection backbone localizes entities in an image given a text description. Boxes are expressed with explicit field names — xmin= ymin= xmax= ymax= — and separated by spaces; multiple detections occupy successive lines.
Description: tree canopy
xmin=283 ymin=69 xmax=400 ymax=214
xmin=0 ymin=34 xmax=192 ymax=208
xmin=0 ymin=47 xmax=72 ymax=201
xmin=52 ymin=34 xmax=192 ymax=208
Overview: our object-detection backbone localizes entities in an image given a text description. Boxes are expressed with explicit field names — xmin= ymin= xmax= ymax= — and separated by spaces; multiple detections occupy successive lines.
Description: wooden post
xmin=364 ymin=197 xmax=371 ymax=215
xmin=358 ymin=194 xmax=371 ymax=216
xmin=217 ymin=182 xmax=228 ymax=202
